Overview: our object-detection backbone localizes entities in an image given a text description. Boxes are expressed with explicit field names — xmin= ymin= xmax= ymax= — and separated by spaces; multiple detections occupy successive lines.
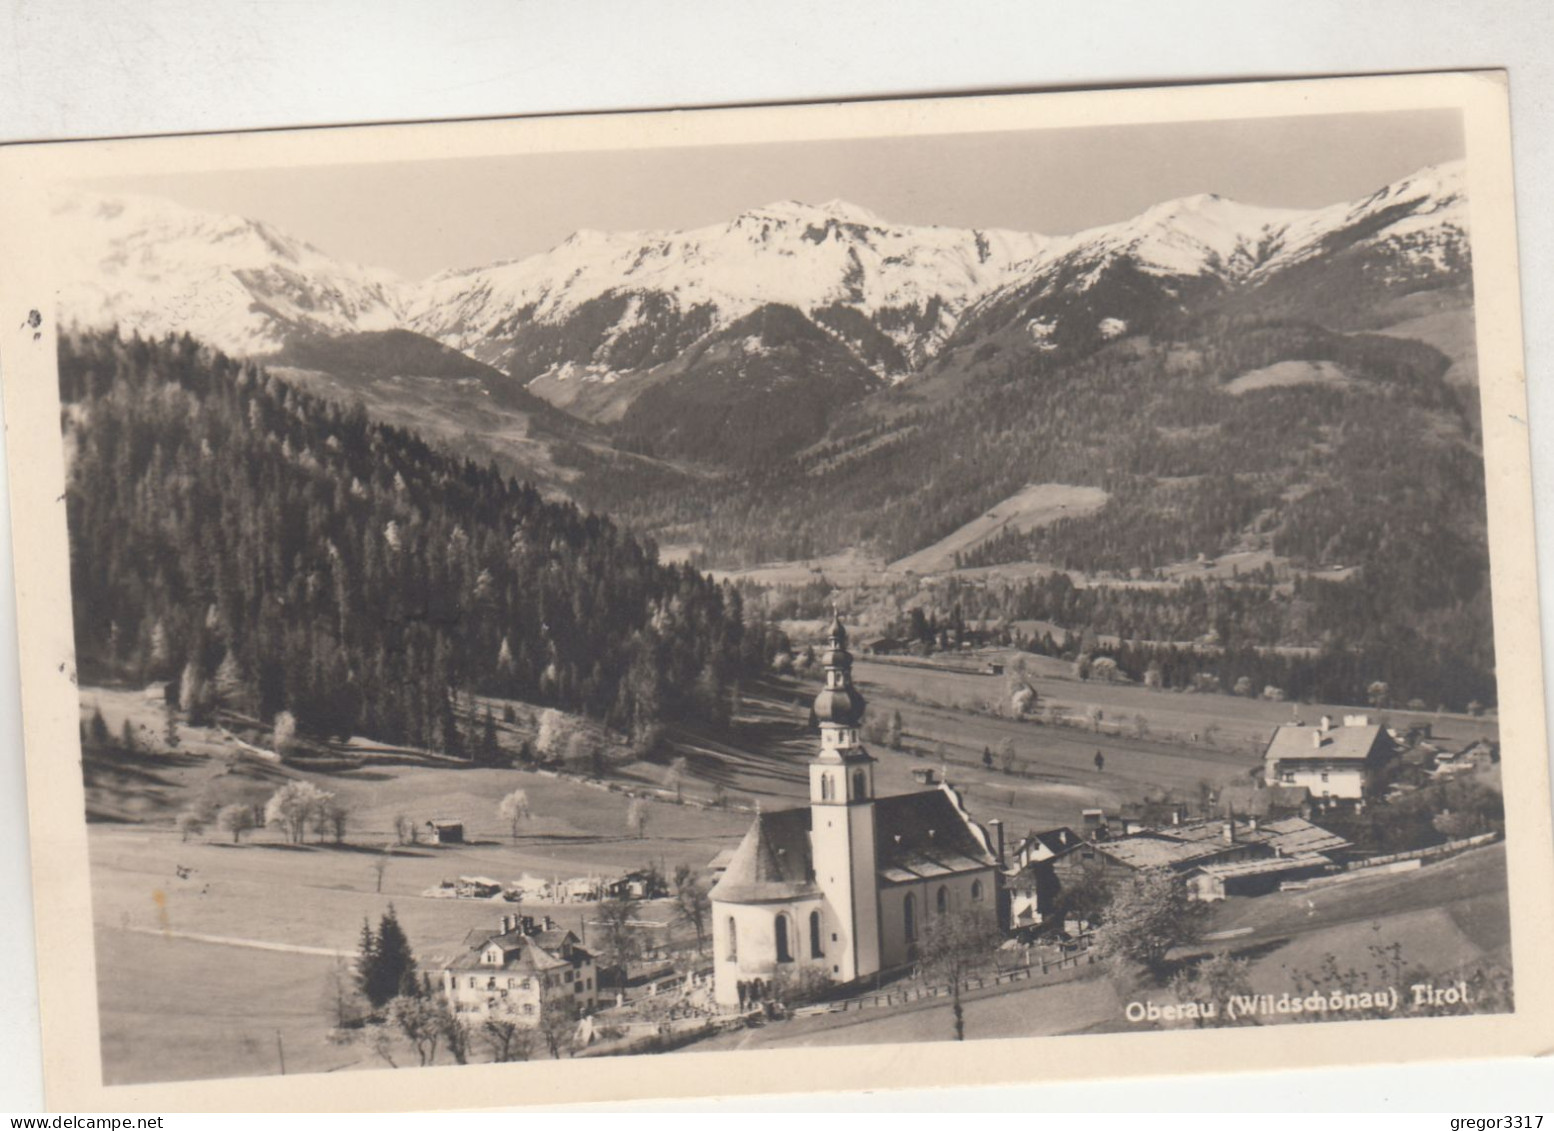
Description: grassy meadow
xmin=76 ymin=653 xmax=1507 ymax=1083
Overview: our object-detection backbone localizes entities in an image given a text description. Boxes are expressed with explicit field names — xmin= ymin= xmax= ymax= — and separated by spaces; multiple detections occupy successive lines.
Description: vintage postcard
xmin=0 ymin=70 xmax=1550 ymax=1111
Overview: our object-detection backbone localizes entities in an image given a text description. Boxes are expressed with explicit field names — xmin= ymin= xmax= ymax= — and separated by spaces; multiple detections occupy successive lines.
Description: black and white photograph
xmin=1 ymin=69 xmax=1550 ymax=1111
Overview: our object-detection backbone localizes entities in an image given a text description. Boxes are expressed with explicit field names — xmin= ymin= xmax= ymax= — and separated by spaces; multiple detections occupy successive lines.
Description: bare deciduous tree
xmin=498 ymin=789 xmax=531 ymax=842
xmin=665 ymin=756 xmax=689 ymax=802
xmin=916 ymin=910 xmax=1003 ymax=1041
xmin=626 ymin=797 xmax=649 ymax=839
xmin=216 ymin=802 xmax=256 ymax=843
xmin=482 ymin=1013 xmax=534 ymax=1062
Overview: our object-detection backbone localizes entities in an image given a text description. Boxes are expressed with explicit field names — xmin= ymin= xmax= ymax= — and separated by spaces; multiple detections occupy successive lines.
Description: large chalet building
xmin=708 ymin=616 xmax=1001 ymax=1008
xmin=1263 ymin=714 xmax=1394 ymax=802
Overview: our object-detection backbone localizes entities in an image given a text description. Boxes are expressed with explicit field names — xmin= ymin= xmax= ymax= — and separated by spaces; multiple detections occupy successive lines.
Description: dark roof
xmin=1155 ymin=816 xmax=1349 ymax=857
xmin=1021 ymin=827 xmax=1082 ymax=857
xmin=1092 ymin=836 xmax=1236 ymax=870
xmin=813 ymin=684 xmax=867 ymax=726
xmin=444 ymin=927 xmax=586 ymax=974
xmin=874 ymin=788 xmax=997 ymax=884
xmin=708 ymin=807 xmax=819 ymax=904
xmin=710 ymin=786 xmax=997 ymax=903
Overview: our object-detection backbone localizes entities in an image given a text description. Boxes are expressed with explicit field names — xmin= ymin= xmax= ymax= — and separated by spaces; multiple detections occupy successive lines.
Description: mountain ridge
xmin=53 ymin=160 xmax=1471 ymax=473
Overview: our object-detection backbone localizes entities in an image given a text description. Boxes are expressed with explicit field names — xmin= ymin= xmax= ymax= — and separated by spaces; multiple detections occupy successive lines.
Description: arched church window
xmin=936 ymin=886 xmax=948 ymax=915
xmin=809 ymin=911 xmax=823 ymax=958
xmin=971 ymin=879 xmax=984 ymax=902
xmin=821 ymin=773 xmax=833 ymax=802
xmin=903 ymin=894 xmax=917 ymax=943
xmin=775 ymin=914 xmax=793 ymax=963
xmin=852 ymin=768 xmax=867 ymax=800
xmin=727 ymin=916 xmax=737 ymax=961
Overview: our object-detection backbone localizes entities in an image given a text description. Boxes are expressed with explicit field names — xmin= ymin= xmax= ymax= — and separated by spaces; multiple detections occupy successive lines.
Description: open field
xmin=890 ymin=483 xmax=1110 ymax=574
xmin=1374 ymin=302 xmax=1478 ymax=387
xmin=88 ymin=816 xmax=716 ymax=1084
xmin=96 ymin=926 xmax=358 ymax=1084
xmin=855 ymin=657 xmax=1499 ymax=758
xmin=707 ymin=548 xmax=892 ymax=588
xmin=78 ymin=663 xmax=1508 ymax=1081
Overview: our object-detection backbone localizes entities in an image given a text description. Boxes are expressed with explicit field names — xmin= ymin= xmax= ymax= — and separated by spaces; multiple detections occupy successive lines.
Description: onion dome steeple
xmin=812 ymin=611 xmax=866 ymax=730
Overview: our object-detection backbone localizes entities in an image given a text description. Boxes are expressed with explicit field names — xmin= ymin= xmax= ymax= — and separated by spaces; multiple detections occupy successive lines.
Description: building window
xmin=809 ymin=911 xmax=824 ymax=958
xmin=904 ymin=893 xmax=917 ymax=943
xmin=726 ymin=916 xmax=738 ymax=961
xmin=852 ymin=768 xmax=867 ymax=800
xmin=520 ymin=978 xmax=531 ymax=990
xmin=821 ymin=774 xmax=834 ymax=802
xmin=1321 ymin=770 xmax=1331 ymax=782
xmin=468 ymin=977 xmax=476 ymax=989
xmin=523 ymin=1003 xmax=534 ymax=1016
xmin=936 ymin=886 xmax=948 ymax=915
xmin=775 ymin=914 xmax=794 ymax=963
xmin=971 ymin=879 xmax=984 ymax=902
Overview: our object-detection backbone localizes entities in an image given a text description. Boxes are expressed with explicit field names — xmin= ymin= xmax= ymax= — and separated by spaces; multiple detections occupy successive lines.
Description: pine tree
xmin=373 ymin=905 xmax=419 ymax=1003
xmin=355 ymin=919 xmax=382 ymax=1006
xmin=478 ymin=705 xmax=500 ymax=765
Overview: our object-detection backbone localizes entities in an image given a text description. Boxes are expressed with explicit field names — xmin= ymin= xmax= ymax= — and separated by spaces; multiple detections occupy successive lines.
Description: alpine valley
xmin=52 ymin=160 xmax=1493 ymax=708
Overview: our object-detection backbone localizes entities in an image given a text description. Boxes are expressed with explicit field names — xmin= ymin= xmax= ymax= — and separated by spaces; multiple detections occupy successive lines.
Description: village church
xmin=709 ymin=616 xmax=1001 ymax=1007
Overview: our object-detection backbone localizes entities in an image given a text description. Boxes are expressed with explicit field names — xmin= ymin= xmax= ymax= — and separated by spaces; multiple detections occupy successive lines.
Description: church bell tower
xmin=808 ymin=613 xmax=880 ymax=982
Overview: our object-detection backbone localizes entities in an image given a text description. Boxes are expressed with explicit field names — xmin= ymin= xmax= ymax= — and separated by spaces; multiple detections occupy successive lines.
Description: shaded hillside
xmin=613 ymin=303 xmax=886 ymax=466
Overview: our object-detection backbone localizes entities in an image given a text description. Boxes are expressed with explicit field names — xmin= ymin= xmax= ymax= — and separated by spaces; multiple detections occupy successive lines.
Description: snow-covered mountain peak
xmin=734 ymin=198 xmax=891 ymax=229
xmin=1058 ymin=192 xmax=1305 ymax=279
xmin=1370 ymin=159 xmax=1465 ymax=207
xmin=53 ymin=188 xmax=406 ymax=356
xmin=406 ymin=201 xmax=1054 ymax=373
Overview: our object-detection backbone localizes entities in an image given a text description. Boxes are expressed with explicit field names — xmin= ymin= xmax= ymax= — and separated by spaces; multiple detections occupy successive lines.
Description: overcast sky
xmin=93 ymin=108 xmax=1463 ymax=280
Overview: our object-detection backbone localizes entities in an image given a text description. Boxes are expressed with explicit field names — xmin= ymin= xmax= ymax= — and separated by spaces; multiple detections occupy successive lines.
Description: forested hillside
xmin=578 ymin=310 xmax=1495 ymax=710
xmin=60 ymin=331 xmax=754 ymax=751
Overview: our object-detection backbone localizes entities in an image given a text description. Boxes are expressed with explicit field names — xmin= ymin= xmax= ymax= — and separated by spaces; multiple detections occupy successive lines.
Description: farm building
xmin=425 ymin=818 xmax=464 ymax=844
xmin=1431 ymin=739 xmax=1498 ymax=777
xmin=1186 ymin=854 xmax=1334 ymax=901
xmin=1049 ymin=815 xmax=1349 ymax=889
xmin=708 ymin=616 xmax=1001 ymax=1008
xmin=604 ymin=869 xmax=670 ymax=901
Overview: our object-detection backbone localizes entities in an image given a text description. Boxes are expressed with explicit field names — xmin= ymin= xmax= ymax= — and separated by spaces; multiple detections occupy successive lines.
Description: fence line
xmin=791 ymin=950 xmax=1096 ymax=1018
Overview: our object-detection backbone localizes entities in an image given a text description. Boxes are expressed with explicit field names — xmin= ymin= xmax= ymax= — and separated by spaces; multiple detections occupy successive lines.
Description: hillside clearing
xmin=890 ymin=484 xmax=1110 ymax=574
xmin=1223 ymin=360 xmax=1354 ymax=395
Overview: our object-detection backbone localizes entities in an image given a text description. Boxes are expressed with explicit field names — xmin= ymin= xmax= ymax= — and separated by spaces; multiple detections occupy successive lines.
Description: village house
xmin=1431 ymin=738 xmax=1499 ymax=778
xmin=1263 ymin=714 xmax=1394 ymax=802
xmin=708 ymin=616 xmax=1001 ymax=1008
xmin=425 ymin=818 xmax=464 ymax=844
xmin=1004 ymin=828 xmax=1081 ymax=930
xmin=442 ymin=914 xmax=598 ymax=1023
